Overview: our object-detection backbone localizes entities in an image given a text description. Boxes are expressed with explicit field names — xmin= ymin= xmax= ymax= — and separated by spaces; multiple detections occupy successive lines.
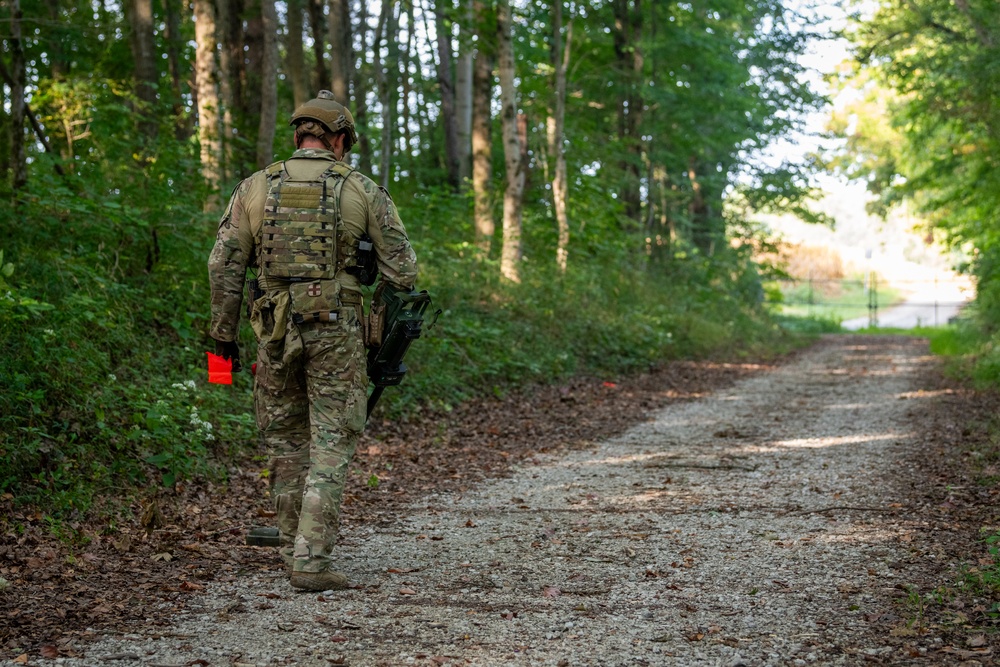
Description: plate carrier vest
xmin=259 ymin=160 xmax=356 ymax=281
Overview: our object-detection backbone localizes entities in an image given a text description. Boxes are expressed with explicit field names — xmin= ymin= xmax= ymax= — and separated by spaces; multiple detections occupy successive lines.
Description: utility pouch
xmin=367 ymin=300 xmax=386 ymax=347
xmin=288 ymin=279 xmax=341 ymax=325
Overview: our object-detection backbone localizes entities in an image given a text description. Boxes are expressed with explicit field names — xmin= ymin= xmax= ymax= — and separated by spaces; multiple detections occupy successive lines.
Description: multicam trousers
xmin=253 ymin=305 xmax=368 ymax=573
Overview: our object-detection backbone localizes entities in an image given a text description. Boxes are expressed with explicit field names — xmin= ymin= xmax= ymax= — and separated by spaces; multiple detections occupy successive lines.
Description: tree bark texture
xmin=286 ymin=0 xmax=309 ymax=107
xmin=194 ymin=0 xmax=222 ymax=209
xmin=471 ymin=0 xmax=495 ymax=254
xmin=216 ymin=0 xmax=236 ymax=181
xmin=256 ymin=0 xmax=278 ymax=168
xmin=328 ymin=0 xmax=351 ymax=103
xmin=354 ymin=0 xmax=373 ymax=173
xmin=496 ymin=0 xmax=523 ymax=283
xmin=125 ymin=0 xmax=159 ymax=141
xmin=612 ymin=0 xmax=643 ymax=222
xmin=10 ymin=0 xmax=27 ymax=190
xmin=550 ymin=0 xmax=570 ymax=272
xmin=164 ymin=0 xmax=184 ymax=105
xmin=307 ymin=0 xmax=328 ymax=92
xmin=435 ymin=0 xmax=460 ymax=189
xmin=374 ymin=0 xmax=393 ymax=187
xmin=455 ymin=0 xmax=474 ymax=184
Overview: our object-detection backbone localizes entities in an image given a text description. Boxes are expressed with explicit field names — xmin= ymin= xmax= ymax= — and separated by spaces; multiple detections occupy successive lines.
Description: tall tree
xmin=286 ymin=0 xmax=309 ymax=107
xmin=435 ymin=0 xmax=460 ymax=189
xmin=471 ymin=0 xmax=494 ymax=253
xmin=496 ymin=0 xmax=523 ymax=282
xmin=354 ymin=0 xmax=374 ymax=173
xmin=9 ymin=0 xmax=27 ymax=191
xmin=194 ymin=0 xmax=222 ymax=208
xmin=164 ymin=0 xmax=186 ymax=131
xmin=455 ymin=0 xmax=474 ymax=183
xmin=612 ymin=0 xmax=642 ymax=222
xmin=307 ymin=0 xmax=328 ymax=92
xmin=549 ymin=0 xmax=570 ymax=272
xmin=256 ymin=0 xmax=278 ymax=168
xmin=216 ymin=0 xmax=237 ymax=180
xmin=329 ymin=0 xmax=351 ymax=103
xmin=124 ymin=0 xmax=159 ymax=141
xmin=373 ymin=0 xmax=394 ymax=187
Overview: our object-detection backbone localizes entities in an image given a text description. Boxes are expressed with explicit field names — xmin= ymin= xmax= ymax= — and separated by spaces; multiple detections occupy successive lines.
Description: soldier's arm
xmin=364 ymin=182 xmax=418 ymax=290
xmin=208 ymin=181 xmax=254 ymax=341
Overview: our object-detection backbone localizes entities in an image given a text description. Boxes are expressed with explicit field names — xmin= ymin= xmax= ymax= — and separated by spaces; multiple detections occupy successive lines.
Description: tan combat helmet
xmin=289 ymin=90 xmax=358 ymax=152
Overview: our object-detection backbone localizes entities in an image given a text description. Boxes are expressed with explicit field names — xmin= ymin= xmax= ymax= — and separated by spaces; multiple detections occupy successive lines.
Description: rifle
xmin=365 ymin=285 xmax=437 ymax=418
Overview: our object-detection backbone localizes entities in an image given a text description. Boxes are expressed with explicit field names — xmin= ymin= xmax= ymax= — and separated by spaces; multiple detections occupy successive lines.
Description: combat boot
xmin=290 ymin=568 xmax=348 ymax=591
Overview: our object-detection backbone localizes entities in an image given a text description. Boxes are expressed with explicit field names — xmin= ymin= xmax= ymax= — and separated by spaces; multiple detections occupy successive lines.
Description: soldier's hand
xmin=215 ymin=339 xmax=242 ymax=373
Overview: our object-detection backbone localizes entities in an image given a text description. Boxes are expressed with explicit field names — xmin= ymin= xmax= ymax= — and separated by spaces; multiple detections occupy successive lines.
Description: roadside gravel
xmin=47 ymin=335 xmax=950 ymax=666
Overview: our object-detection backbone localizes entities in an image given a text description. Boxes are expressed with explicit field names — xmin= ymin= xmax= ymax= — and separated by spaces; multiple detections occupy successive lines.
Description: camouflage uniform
xmin=208 ymin=147 xmax=417 ymax=574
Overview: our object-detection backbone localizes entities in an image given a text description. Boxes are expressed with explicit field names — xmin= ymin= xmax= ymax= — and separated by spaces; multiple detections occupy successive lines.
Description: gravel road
xmin=54 ymin=335 xmax=941 ymax=667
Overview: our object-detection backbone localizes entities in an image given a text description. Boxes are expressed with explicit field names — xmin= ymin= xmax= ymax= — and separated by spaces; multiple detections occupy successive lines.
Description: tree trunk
xmin=194 ymin=0 xmax=222 ymax=209
xmin=471 ymin=0 xmax=494 ymax=254
xmin=286 ymin=0 xmax=308 ymax=107
xmin=328 ymin=0 xmax=350 ymax=102
xmin=244 ymin=0 xmax=263 ymax=114
xmin=435 ymin=0 xmax=460 ymax=189
xmin=354 ymin=0 xmax=373 ymax=172
xmin=164 ymin=0 xmax=184 ymax=106
xmin=688 ymin=157 xmax=714 ymax=255
xmin=496 ymin=0 xmax=523 ymax=283
xmin=455 ymin=0 xmax=473 ymax=184
xmin=10 ymin=0 xmax=27 ymax=191
xmin=216 ymin=0 xmax=236 ymax=181
xmin=256 ymin=0 xmax=278 ymax=168
xmin=125 ymin=0 xmax=159 ymax=141
xmin=612 ymin=0 xmax=643 ymax=222
xmin=373 ymin=0 xmax=393 ymax=187
xmin=385 ymin=0 xmax=399 ymax=180
xmin=45 ymin=0 xmax=68 ymax=79
xmin=550 ymin=1 xmax=570 ymax=272
xmin=307 ymin=0 xmax=328 ymax=94
xmin=400 ymin=0 xmax=415 ymax=166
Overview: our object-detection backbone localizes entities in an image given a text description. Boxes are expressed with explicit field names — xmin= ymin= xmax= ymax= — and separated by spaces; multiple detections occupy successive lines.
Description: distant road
xmin=841 ymin=280 xmax=972 ymax=330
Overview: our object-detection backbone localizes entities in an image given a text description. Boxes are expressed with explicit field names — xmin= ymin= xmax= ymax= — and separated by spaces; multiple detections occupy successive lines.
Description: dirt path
xmin=30 ymin=336 xmax=985 ymax=665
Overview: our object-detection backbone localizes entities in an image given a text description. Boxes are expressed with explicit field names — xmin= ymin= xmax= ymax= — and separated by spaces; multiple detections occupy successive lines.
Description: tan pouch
xmin=288 ymin=279 xmax=341 ymax=324
xmin=367 ymin=300 xmax=385 ymax=347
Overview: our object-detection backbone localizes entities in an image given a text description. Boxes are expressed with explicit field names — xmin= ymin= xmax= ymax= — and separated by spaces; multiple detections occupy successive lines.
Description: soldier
xmin=208 ymin=91 xmax=418 ymax=591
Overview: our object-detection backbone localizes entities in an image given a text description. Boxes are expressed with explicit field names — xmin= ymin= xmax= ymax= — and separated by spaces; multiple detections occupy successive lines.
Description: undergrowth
xmin=0 ymin=170 xmax=806 ymax=520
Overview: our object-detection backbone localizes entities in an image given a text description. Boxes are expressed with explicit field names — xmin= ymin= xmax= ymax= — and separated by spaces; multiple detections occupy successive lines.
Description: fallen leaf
xmin=40 ymin=645 xmax=59 ymax=659
xmin=185 ymin=660 xmax=210 ymax=667
xmin=968 ymin=635 xmax=988 ymax=648
xmin=464 ymin=519 xmax=477 ymax=528
xmin=399 ymin=587 xmax=417 ymax=595
xmin=151 ymin=552 xmax=173 ymax=562
xmin=13 ymin=655 xmax=28 ymax=664
xmin=330 ymin=636 xmax=348 ymax=643
xmin=179 ymin=581 xmax=204 ymax=591
xmin=542 ymin=586 xmax=561 ymax=598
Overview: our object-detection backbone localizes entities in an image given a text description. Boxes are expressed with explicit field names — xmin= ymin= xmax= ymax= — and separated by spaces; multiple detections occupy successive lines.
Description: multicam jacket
xmin=208 ymin=148 xmax=418 ymax=342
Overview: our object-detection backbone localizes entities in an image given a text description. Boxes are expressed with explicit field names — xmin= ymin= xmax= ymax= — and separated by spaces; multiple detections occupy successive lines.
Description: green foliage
xmin=0 ymin=0 xmax=824 ymax=518
xmin=837 ymin=1 xmax=1000 ymax=341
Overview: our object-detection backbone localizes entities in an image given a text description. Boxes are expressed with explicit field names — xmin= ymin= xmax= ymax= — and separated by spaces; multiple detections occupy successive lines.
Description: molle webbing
xmin=260 ymin=163 xmax=351 ymax=280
